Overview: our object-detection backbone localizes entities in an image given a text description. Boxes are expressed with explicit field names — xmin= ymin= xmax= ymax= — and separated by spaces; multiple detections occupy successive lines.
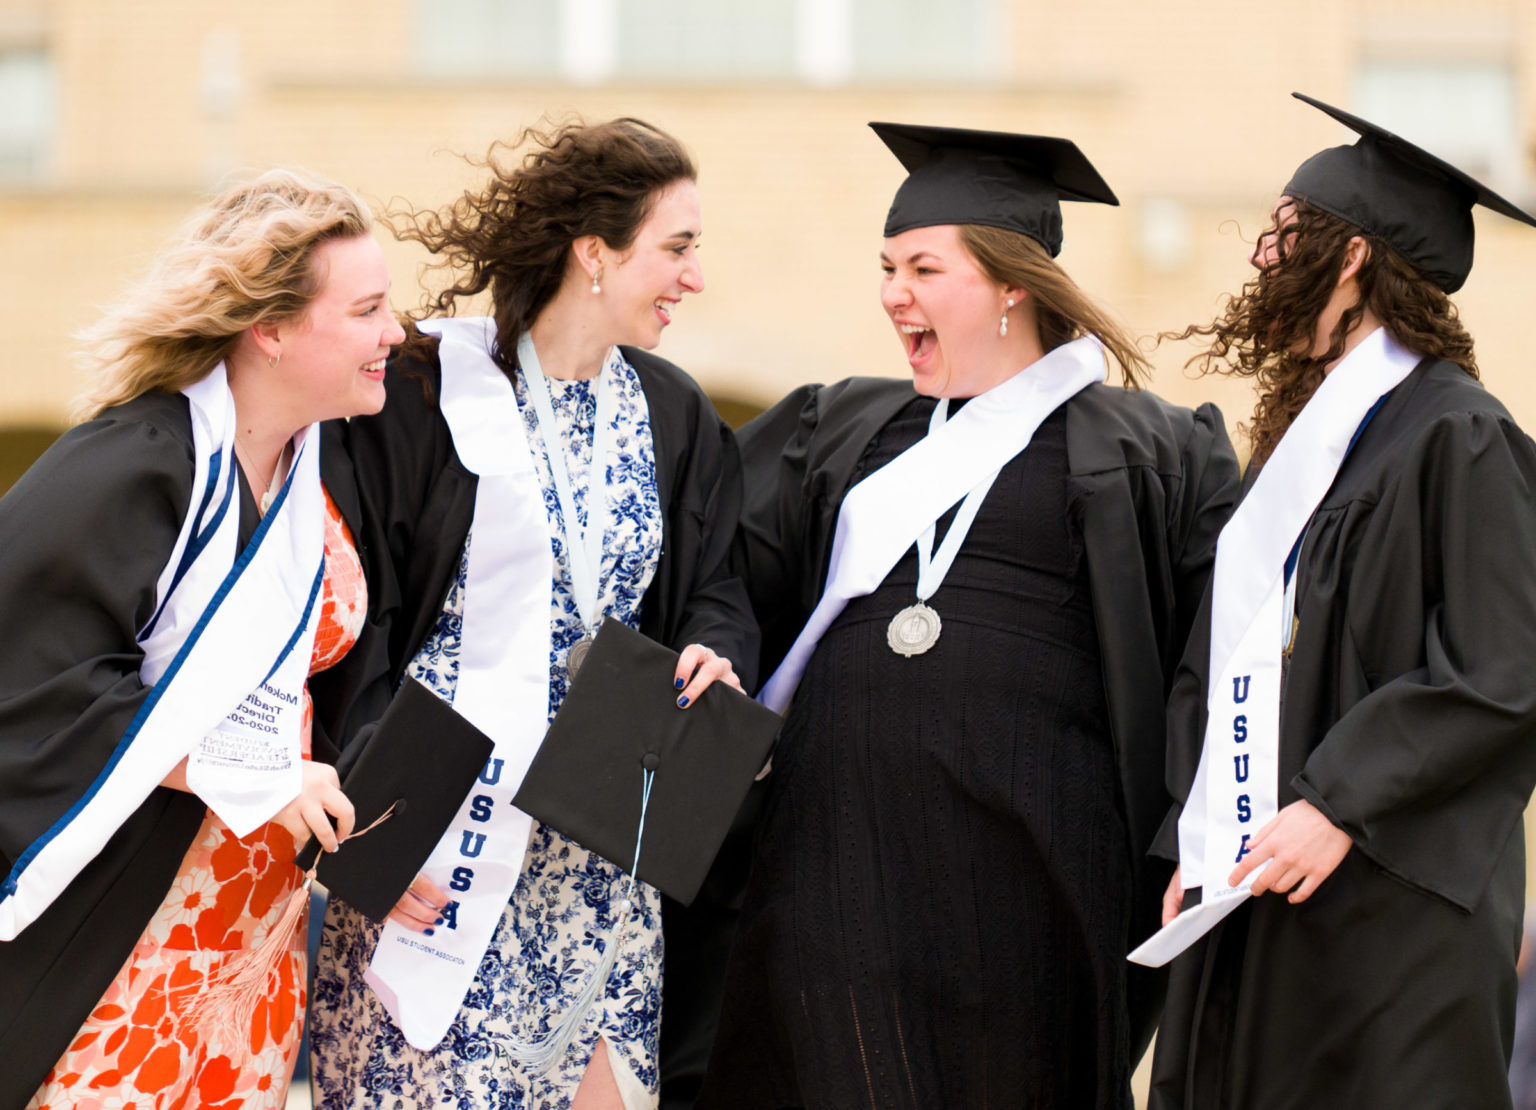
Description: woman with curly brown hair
xmin=305 ymin=118 xmax=756 ymax=1110
xmin=698 ymin=123 xmax=1240 ymax=1110
xmin=1140 ymin=94 xmax=1536 ymax=1109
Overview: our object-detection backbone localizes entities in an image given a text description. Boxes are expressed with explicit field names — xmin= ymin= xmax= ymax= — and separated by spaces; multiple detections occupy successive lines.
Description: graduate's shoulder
xmin=620 ymin=345 xmax=722 ymax=421
xmin=0 ymin=389 xmax=194 ymax=537
xmin=1066 ymin=382 xmax=1226 ymax=475
xmin=1379 ymin=359 xmax=1533 ymax=461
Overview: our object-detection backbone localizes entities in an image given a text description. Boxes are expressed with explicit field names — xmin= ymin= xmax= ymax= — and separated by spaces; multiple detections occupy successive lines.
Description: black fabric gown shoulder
xmin=0 ymin=393 xmax=361 ymax=1110
xmin=1150 ymin=360 xmax=1536 ymax=1110
xmin=306 ymin=336 xmax=759 ymax=1107
xmin=703 ymin=374 xmax=1241 ymax=1110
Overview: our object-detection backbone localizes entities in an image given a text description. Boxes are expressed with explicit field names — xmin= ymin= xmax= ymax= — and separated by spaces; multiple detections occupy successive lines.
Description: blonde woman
xmin=0 ymin=169 xmax=404 ymax=1109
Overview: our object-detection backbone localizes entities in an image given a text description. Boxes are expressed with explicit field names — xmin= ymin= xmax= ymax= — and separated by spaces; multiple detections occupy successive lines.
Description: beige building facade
xmin=1 ymin=0 xmax=1533 ymax=448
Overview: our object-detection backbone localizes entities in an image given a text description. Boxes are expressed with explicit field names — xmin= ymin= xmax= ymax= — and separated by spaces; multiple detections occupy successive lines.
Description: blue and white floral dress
xmin=310 ymin=349 xmax=665 ymax=1110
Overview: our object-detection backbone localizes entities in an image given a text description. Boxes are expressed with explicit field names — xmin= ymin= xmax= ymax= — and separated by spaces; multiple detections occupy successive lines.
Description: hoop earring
xmin=591 ymin=268 xmax=603 ymax=295
xmin=268 ymin=353 xmax=281 ymax=369
xmin=999 ymin=298 xmax=1015 ymax=338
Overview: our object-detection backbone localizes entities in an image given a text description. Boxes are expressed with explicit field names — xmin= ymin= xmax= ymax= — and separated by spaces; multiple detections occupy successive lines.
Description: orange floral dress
xmin=27 ymin=489 xmax=367 ymax=1110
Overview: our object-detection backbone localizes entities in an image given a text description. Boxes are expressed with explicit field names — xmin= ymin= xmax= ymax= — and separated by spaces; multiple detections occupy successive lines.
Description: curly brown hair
xmin=394 ymin=116 xmax=696 ymax=374
xmin=1169 ymin=199 xmax=1477 ymax=465
xmin=959 ymin=225 xmax=1148 ymax=389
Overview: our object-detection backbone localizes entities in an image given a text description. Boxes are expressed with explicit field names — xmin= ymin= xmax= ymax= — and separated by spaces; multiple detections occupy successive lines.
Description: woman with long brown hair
xmin=0 ymin=169 xmax=402 ymax=1109
xmin=1143 ymin=94 xmax=1536 ymax=1109
xmin=698 ymin=123 xmax=1240 ymax=1109
xmin=306 ymin=117 xmax=755 ymax=1110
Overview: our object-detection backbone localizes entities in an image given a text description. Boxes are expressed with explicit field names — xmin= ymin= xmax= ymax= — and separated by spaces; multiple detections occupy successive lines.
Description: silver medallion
xmin=568 ymin=634 xmax=594 ymax=676
xmin=887 ymin=602 xmax=942 ymax=657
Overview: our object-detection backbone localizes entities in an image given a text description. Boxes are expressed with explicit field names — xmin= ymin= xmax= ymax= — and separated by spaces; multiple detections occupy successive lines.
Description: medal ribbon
xmin=516 ymin=333 xmax=616 ymax=636
xmin=913 ymin=398 xmax=1002 ymax=603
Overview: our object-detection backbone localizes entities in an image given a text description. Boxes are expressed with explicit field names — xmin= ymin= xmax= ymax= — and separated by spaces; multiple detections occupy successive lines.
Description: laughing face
xmin=880 ymin=224 xmax=1013 ymax=397
xmin=272 ymin=233 xmax=404 ymax=423
xmin=598 ymin=178 xmax=705 ymax=349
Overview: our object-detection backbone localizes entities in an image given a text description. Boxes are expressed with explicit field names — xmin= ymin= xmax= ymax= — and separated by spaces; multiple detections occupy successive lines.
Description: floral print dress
xmin=27 ymin=488 xmax=368 ymax=1110
xmin=309 ymin=350 xmax=665 ymax=1110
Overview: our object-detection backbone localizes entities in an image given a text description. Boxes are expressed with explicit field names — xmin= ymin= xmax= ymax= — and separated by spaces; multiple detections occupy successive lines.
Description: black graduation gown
xmin=306 ymin=338 xmax=759 ymax=1106
xmin=1149 ymin=360 xmax=1536 ymax=1110
xmin=706 ymin=375 xmax=1240 ymax=1103
xmin=0 ymin=392 xmax=363 ymax=1110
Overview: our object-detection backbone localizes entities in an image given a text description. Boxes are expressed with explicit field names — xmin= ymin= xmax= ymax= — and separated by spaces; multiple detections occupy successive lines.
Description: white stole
xmin=1129 ymin=327 xmax=1420 ymax=967
xmin=758 ymin=335 xmax=1106 ymax=714
xmin=363 ymin=316 xmax=554 ymax=1049
xmin=0 ymin=363 xmax=325 ymax=940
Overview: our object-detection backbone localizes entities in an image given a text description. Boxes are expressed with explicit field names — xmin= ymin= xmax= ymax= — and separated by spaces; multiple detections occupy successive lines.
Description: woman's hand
xmin=272 ymin=761 xmax=355 ymax=853
xmin=673 ymin=643 xmax=743 ymax=708
xmin=1227 ymin=798 xmax=1352 ymax=904
xmin=389 ymin=873 xmax=451 ymax=935
xmin=1162 ymin=866 xmax=1184 ymax=927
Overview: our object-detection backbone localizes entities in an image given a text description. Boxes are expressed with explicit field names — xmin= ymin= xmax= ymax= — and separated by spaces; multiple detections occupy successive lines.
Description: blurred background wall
xmin=2 ymin=0 xmax=1533 ymax=468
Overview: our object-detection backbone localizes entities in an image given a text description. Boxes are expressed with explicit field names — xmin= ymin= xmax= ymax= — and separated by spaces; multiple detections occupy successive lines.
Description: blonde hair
xmin=958 ymin=224 xmax=1148 ymax=389
xmin=73 ymin=169 xmax=374 ymax=421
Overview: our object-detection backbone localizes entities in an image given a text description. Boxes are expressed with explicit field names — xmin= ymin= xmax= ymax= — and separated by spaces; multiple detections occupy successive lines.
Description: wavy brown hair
xmin=394 ymin=116 xmax=695 ymax=374
xmin=959 ymin=224 xmax=1148 ymax=388
xmin=1168 ymin=199 xmax=1477 ymax=465
xmin=74 ymin=170 xmax=373 ymax=420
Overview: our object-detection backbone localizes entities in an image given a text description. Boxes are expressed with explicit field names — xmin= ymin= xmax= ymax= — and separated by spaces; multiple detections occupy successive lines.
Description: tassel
xmin=186 ymin=869 xmax=314 ymax=1050
xmin=500 ymin=769 xmax=655 ymax=1074
xmin=182 ymin=801 xmax=399 ymax=1048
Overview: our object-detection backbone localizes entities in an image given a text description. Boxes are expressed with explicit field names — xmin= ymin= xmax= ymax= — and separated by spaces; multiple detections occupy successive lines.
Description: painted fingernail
xmin=677 ymin=695 xmax=689 ymax=708
xmin=434 ymin=917 xmax=445 ymax=926
xmin=675 ymin=677 xmax=685 ymax=689
xmin=424 ymin=928 xmax=435 ymax=936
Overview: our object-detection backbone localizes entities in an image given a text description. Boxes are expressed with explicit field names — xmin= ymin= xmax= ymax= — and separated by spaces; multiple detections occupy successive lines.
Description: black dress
xmin=704 ymin=402 xmax=1133 ymax=1110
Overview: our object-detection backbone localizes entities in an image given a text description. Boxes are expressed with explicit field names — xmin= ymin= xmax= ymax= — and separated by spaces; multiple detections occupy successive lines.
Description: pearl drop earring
xmin=591 ymin=268 xmax=603 ymax=295
xmin=999 ymin=298 xmax=1015 ymax=338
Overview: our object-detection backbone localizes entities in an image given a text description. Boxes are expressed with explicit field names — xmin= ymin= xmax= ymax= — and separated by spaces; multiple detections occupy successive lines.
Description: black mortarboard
xmin=1285 ymin=92 xmax=1536 ymax=293
xmin=871 ymin=121 xmax=1119 ymax=257
xmin=296 ymin=677 xmax=495 ymax=920
xmin=513 ymin=620 xmax=781 ymax=906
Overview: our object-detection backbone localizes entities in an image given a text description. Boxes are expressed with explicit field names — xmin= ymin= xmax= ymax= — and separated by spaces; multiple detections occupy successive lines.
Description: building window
xmin=0 ymin=47 xmax=54 ymax=183
xmin=1354 ymin=59 xmax=1518 ymax=186
xmin=417 ymin=0 xmax=561 ymax=79
xmin=616 ymin=0 xmax=796 ymax=82
xmin=414 ymin=0 xmax=1002 ymax=85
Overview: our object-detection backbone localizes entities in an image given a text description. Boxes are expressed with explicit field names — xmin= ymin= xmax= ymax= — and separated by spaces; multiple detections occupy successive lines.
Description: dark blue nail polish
xmin=424 ymin=927 xmax=435 ymax=936
xmin=677 ymin=695 xmax=690 ymax=708
xmin=434 ymin=916 xmax=445 ymax=926
xmin=675 ymin=676 xmax=685 ymax=689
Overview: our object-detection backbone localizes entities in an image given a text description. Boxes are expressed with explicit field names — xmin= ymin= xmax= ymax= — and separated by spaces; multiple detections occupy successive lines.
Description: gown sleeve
xmin=660 ymin=401 xmax=759 ymax=690
xmin=0 ymin=413 xmax=192 ymax=869
xmin=1293 ymin=410 xmax=1536 ymax=911
xmin=733 ymin=383 xmax=823 ymax=691
xmin=1170 ymin=403 xmax=1241 ymax=662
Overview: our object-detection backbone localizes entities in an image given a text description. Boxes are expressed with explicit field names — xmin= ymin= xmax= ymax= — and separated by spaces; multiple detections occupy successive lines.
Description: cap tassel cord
xmin=499 ymin=767 xmax=654 ymax=1074
xmin=182 ymin=801 xmax=399 ymax=1046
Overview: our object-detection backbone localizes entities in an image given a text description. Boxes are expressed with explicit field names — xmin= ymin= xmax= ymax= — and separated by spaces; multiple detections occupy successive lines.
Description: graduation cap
xmin=871 ymin=121 xmax=1119 ymax=257
xmin=1285 ymin=92 xmax=1536 ymax=293
xmin=295 ymin=677 xmax=495 ymax=920
xmin=513 ymin=619 xmax=781 ymax=906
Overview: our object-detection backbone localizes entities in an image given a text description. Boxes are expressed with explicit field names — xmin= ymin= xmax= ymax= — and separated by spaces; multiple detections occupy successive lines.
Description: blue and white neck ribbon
xmin=364 ymin=316 xmax=555 ymax=1050
xmin=1130 ymin=327 xmax=1420 ymax=968
xmin=517 ymin=332 xmax=617 ymax=639
xmin=758 ymin=335 xmax=1106 ymax=714
xmin=0 ymin=362 xmax=325 ymax=941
